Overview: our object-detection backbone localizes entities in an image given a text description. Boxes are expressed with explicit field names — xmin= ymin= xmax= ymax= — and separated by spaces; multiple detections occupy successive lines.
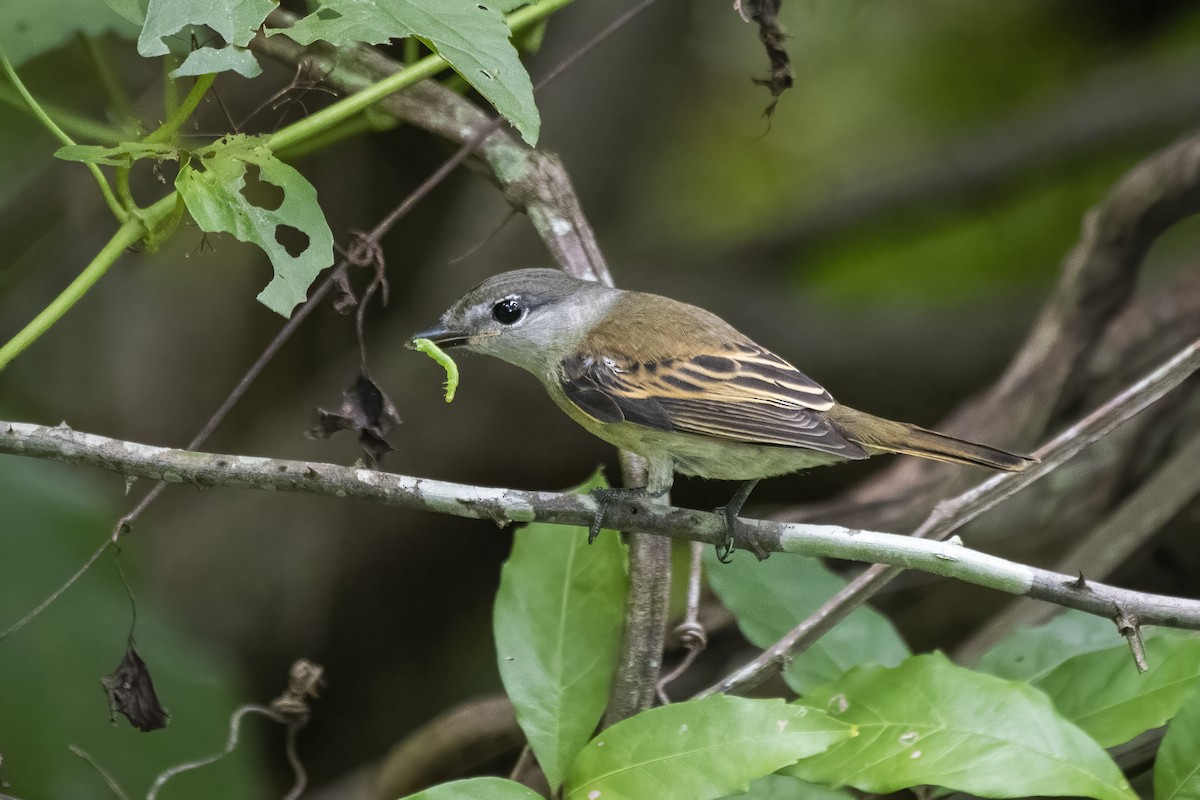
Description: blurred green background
xmin=2 ymin=0 xmax=1199 ymax=795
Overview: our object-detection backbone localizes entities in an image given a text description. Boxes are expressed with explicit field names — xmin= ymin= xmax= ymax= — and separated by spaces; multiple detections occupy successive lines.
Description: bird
xmin=408 ymin=268 xmax=1034 ymax=560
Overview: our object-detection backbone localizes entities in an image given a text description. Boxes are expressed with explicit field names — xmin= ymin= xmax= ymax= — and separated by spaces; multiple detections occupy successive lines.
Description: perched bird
xmin=408 ymin=268 xmax=1033 ymax=560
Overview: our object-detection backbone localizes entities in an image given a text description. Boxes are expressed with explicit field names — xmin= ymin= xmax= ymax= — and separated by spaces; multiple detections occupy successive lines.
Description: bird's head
xmin=407 ymin=268 xmax=619 ymax=375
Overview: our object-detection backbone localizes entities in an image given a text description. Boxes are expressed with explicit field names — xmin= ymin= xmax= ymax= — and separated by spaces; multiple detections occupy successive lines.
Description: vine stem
xmin=0 ymin=194 xmax=177 ymax=371
xmin=0 ymin=50 xmax=126 ymax=220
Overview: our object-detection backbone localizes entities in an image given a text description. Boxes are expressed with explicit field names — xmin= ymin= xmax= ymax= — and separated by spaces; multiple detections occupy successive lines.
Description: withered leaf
xmin=308 ymin=373 xmax=402 ymax=466
xmin=101 ymin=643 xmax=169 ymax=732
xmin=738 ymin=0 xmax=794 ymax=118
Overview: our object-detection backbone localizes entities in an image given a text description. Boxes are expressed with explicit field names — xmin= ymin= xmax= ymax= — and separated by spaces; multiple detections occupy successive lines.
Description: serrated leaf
xmin=722 ymin=774 xmax=855 ymax=800
xmin=273 ymin=0 xmax=539 ymax=144
xmin=175 ymin=135 xmax=334 ymax=316
xmin=0 ymin=0 xmax=138 ymax=66
xmin=494 ymin=470 xmax=626 ymax=790
xmin=1154 ymin=692 xmax=1200 ymax=800
xmin=399 ymin=777 xmax=545 ymax=800
xmin=173 ymin=45 xmax=262 ymax=78
xmin=137 ymin=0 xmax=273 ymax=77
xmin=783 ymin=653 xmax=1136 ymax=800
xmin=1035 ymin=631 xmax=1200 ymax=748
xmin=55 ymin=142 xmax=179 ymax=166
xmin=564 ymin=695 xmax=855 ymax=800
xmin=975 ymin=609 xmax=1124 ymax=682
xmin=705 ymin=550 xmax=908 ymax=692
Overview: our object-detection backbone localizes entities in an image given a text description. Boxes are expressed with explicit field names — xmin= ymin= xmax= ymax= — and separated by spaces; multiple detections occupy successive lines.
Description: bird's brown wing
xmin=558 ymin=343 xmax=869 ymax=460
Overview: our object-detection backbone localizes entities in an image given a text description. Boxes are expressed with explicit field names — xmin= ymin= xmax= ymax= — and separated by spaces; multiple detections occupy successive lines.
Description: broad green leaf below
xmin=721 ymin=774 xmax=855 ymax=800
xmin=493 ymin=469 xmax=627 ymax=790
xmin=1154 ymin=691 xmax=1200 ymax=800
xmin=974 ymin=609 xmax=1125 ymax=682
xmin=175 ymin=135 xmax=334 ymax=316
xmin=398 ymin=777 xmax=544 ymax=799
xmin=705 ymin=549 xmax=908 ymax=692
xmin=563 ymin=695 xmax=855 ymax=800
xmin=783 ymin=653 xmax=1136 ymax=800
xmin=272 ymin=0 xmax=540 ymax=145
xmin=1035 ymin=631 xmax=1200 ymax=748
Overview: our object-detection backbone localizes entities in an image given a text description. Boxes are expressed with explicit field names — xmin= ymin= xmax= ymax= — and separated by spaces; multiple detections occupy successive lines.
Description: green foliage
xmin=1154 ymin=692 xmax=1200 ymax=800
xmin=723 ymin=774 xmax=854 ymax=800
xmin=275 ymin=0 xmax=540 ymax=144
xmin=399 ymin=776 xmax=545 ymax=799
xmin=705 ymin=550 xmax=909 ymax=692
xmin=0 ymin=0 xmax=136 ymax=66
xmin=975 ymin=609 xmax=1123 ymax=681
xmin=136 ymin=0 xmax=273 ymax=78
xmin=0 ymin=456 xmax=269 ymax=798
xmin=493 ymin=470 xmax=627 ymax=789
xmin=55 ymin=141 xmax=179 ymax=166
xmin=1035 ymin=631 xmax=1200 ymax=748
xmin=782 ymin=653 xmax=1135 ymax=800
xmin=563 ymin=695 xmax=854 ymax=800
xmin=175 ymin=135 xmax=335 ymax=316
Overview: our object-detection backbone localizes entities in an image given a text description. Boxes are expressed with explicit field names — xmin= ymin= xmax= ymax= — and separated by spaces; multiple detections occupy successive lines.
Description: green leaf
xmin=705 ymin=550 xmax=908 ymax=692
xmin=975 ymin=610 xmax=1123 ymax=681
xmin=175 ymin=135 xmax=334 ymax=316
xmin=1154 ymin=692 xmax=1200 ymax=800
xmin=783 ymin=653 xmax=1136 ymax=800
xmin=174 ymin=45 xmax=262 ymax=79
xmin=273 ymin=0 xmax=539 ymax=145
xmin=102 ymin=0 xmax=149 ymax=26
xmin=55 ymin=142 xmax=179 ymax=166
xmin=1035 ymin=632 xmax=1200 ymax=748
xmin=563 ymin=695 xmax=855 ymax=800
xmin=0 ymin=0 xmax=138 ymax=67
xmin=494 ymin=470 xmax=627 ymax=789
xmin=137 ymin=0 xmax=273 ymax=76
xmin=399 ymin=777 xmax=545 ymax=800
xmin=722 ymin=774 xmax=855 ymax=800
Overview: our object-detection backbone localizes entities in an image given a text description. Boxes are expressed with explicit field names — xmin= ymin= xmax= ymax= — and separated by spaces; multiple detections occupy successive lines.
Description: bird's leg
xmin=587 ymin=458 xmax=674 ymax=544
xmin=587 ymin=486 xmax=668 ymax=543
xmin=713 ymin=479 xmax=760 ymax=563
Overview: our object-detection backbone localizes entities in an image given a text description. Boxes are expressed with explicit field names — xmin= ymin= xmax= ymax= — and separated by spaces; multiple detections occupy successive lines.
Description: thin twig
xmin=657 ymin=542 xmax=708 ymax=703
xmin=67 ymin=746 xmax=130 ymax=800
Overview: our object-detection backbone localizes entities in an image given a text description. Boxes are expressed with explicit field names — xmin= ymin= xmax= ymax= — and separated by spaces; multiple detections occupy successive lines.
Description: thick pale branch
xmin=4 ymin=402 xmax=1200 ymax=635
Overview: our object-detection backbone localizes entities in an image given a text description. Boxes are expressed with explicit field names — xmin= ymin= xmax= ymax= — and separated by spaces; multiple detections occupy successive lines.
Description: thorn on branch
xmin=1114 ymin=605 xmax=1148 ymax=673
xmin=1070 ymin=571 xmax=1088 ymax=590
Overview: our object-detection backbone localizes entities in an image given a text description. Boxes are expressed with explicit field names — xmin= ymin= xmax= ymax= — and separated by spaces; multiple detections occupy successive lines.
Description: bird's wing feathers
xmin=558 ymin=341 xmax=868 ymax=459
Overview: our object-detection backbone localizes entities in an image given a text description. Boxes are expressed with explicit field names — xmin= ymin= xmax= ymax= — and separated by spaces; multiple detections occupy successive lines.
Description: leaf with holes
xmin=493 ymin=470 xmax=627 ymax=790
xmin=137 ymin=0 xmax=272 ymax=77
xmin=563 ymin=695 xmax=854 ymax=800
xmin=1154 ymin=691 xmax=1200 ymax=800
xmin=176 ymin=135 xmax=334 ymax=316
xmin=705 ymin=550 xmax=908 ymax=692
xmin=272 ymin=0 xmax=539 ymax=144
xmin=1035 ymin=631 xmax=1200 ymax=748
xmin=782 ymin=653 xmax=1136 ymax=800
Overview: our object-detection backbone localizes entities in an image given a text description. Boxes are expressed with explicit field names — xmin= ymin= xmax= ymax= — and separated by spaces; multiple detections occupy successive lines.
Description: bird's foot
xmin=712 ymin=479 xmax=761 ymax=563
xmin=587 ymin=486 xmax=667 ymax=543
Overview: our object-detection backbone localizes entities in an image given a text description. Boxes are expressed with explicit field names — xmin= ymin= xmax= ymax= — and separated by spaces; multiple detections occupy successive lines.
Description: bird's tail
xmin=828 ymin=407 xmax=1035 ymax=472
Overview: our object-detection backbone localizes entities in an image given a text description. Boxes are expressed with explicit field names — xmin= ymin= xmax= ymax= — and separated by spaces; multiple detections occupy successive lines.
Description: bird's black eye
xmin=491 ymin=297 xmax=524 ymax=325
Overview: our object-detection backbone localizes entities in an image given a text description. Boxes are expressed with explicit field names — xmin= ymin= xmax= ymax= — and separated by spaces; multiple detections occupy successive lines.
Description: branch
xmin=701 ymin=334 xmax=1200 ymax=695
xmin=3 ymin=338 xmax=1199 ymax=636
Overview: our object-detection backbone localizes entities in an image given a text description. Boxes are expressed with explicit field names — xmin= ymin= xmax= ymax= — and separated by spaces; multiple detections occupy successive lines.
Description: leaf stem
xmin=0 ymin=195 xmax=177 ymax=372
xmin=265 ymin=0 xmax=575 ymax=153
xmin=0 ymin=84 xmax=129 ymax=144
xmin=0 ymin=50 xmax=126 ymax=221
xmin=144 ymin=73 xmax=216 ymax=145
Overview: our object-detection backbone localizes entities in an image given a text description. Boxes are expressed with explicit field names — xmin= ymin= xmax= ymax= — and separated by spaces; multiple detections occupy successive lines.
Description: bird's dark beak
xmin=405 ymin=324 xmax=473 ymax=349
